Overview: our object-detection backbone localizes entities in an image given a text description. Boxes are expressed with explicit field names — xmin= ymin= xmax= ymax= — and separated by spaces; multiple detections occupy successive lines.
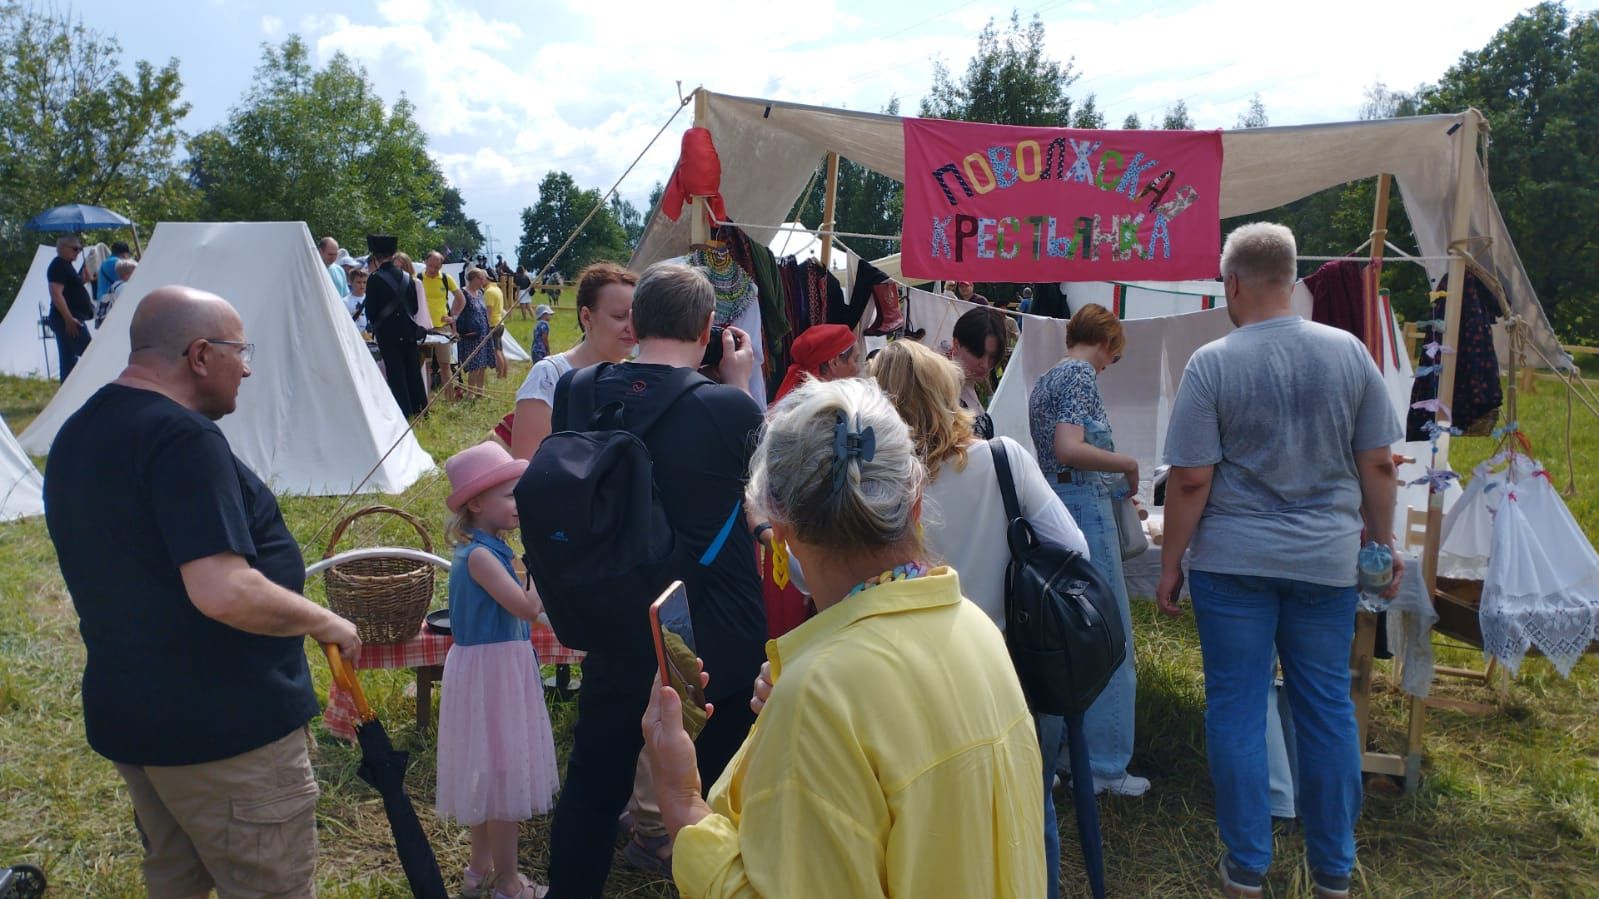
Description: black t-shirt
xmin=553 ymin=362 xmax=768 ymax=702
xmin=47 ymin=256 xmax=92 ymax=321
xmin=43 ymin=385 xmax=319 ymax=766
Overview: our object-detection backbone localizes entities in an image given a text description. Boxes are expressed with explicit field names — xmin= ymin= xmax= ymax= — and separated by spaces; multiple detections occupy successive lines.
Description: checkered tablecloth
xmin=323 ymin=622 xmax=583 ymax=741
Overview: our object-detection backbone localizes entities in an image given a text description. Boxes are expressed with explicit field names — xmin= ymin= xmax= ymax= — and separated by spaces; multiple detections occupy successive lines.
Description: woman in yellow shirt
xmin=643 ymin=378 xmax=1045 ymax=898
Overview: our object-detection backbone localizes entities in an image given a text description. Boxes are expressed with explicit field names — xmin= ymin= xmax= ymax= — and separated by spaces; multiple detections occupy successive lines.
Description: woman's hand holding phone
xmin=643 ymin=667 xmax=714 ymax=837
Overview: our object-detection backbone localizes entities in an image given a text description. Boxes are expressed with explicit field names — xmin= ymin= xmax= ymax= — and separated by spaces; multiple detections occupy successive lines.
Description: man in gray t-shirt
xmin=1156 ymin=223 xmax=1402 ymax=899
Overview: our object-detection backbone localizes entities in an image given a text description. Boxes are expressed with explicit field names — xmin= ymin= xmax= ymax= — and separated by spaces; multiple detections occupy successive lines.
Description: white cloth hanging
xmin=1479 ymin=459 xmax=1599 ymax=676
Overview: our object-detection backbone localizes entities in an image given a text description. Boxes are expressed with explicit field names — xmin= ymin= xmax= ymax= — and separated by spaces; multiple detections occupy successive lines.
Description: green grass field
xmin=1 ymin=323 xmax=1596 ymax=896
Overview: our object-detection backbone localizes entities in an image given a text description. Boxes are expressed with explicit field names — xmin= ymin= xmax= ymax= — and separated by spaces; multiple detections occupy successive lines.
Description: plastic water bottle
xmin=1357 ymin=541 xmax=1394 ymax=612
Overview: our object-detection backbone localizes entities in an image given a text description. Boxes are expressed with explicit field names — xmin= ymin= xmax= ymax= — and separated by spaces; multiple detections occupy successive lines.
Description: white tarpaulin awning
xmin=634 ymin=91 xmax=1564 ymax=368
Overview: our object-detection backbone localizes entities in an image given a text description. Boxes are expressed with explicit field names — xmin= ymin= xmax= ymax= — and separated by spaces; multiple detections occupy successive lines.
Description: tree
xmin=1160 ymin=100 xmax=1194 ymax=130
xmin=1420 ymin=1 xmax=1599 ymax=342
xmin=610 ymin=194 xmax=645 ymax=249
xmin=793 ymin=99 xmax=905 ymax=261
xmin=1236 ymin=93 xmax=1269 ymax=129
xmin=1122 ymin=113 xmax=1143 ymax=130
xmin=0 ymin=5 xmax=194 ymax=313
xmin=921 ymin=11 xmax=1078 ymax=126
xmin=188 ymin=36 xmax=453 ymax=256
xmin=516 ymin=171 xmax=629 ymax=276
xmin=1361 ymin=82 xmax=1423 ymax=120
xmin=1072 ymin=94 xmax=1106 ymax=129
xmin=434 ymin=187 xmax=484 ymax=260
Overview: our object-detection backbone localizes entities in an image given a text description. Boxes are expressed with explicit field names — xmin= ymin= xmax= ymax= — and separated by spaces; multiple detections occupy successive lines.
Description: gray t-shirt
xmin=1163 ymin=316 xmax=1402 ymax=587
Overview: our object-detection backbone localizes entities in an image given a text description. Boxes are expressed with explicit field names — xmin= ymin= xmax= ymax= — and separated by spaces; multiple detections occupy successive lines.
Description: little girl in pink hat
xmin=436 ymin=441 xmax=557 ymax=899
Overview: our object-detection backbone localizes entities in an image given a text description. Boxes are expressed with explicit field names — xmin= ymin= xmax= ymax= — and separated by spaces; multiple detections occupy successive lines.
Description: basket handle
xmin=322 ymin=505 xmax=434 ymax=560
xmin=323 ymin=644 xmax=375 ymax=724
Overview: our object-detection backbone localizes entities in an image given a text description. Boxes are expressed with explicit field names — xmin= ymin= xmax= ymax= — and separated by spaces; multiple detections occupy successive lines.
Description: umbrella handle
xmin=323 ymin=643 xmax=376 ymax=723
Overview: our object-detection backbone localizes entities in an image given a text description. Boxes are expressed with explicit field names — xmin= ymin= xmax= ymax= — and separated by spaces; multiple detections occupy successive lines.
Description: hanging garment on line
xmin=690 ymin=244 xmax=759 ymax=327
xmin=1303 ymin=260 xmax=1369 ymax=345
xmin=850 ymin=257 xmax=904 ymax=335
xmin=1406 ymin=272 xmax=1501 ymax=440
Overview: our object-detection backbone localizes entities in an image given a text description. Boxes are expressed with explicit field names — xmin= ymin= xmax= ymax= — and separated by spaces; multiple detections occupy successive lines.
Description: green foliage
xmin=1235 ymin=93 xmax=1268 ymax=129
xmin=610 ymin=194 xmax=645 ymax=249
xmin=515 ymin=171 xmax=629 ymax=277
xmin=1123 ymin=113 xmax=1143 ymax=130
xmin=1420 ymin=1 xmax=1599 ymax=344
xmin=187 ymin=36 xmax=462 ymax=257
xmin=1159 ymin=99 xmax=1194 ymax=130
xmin=1072 ymin=94 xmax=1106 ymax=129
xmin=921 ymin=11 xmax=1078 ymax=127
xmin=434 ymin=186 xmax=483 ymax=259
xmin=0 ymin=5 xmax=194 ymax=315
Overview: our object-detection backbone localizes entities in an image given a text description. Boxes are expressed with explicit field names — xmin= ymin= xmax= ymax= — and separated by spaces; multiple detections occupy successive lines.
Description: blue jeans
xmin=1051 ymin=479 xmax=1136 ymax=779
xmin=1037 ymin=714 xmax=1063 ymax=899
xmin=1189 ymin=571 xmax=1361 ymax=879
xmin=50 ymin=316 xmax=91 ymax=382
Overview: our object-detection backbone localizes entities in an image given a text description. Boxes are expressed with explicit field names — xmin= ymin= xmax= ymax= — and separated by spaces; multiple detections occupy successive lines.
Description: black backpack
xmin=990 ymin=441 xmax=1127 ymax=716
xmin=515 ymin=363 xmax=710 ymax=651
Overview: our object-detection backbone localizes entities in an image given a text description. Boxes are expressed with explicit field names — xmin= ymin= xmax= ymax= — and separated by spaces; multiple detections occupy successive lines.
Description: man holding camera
xmin=545 ymin=262 xmax=767 ymax=897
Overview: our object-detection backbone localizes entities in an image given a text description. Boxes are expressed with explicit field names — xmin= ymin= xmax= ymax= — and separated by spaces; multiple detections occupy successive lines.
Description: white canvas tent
xmin=0 ymin=414 xmax=43 ymax=522
xmin=764 ymin=221 xmax=850 ymax=273
xmin=0 ymin=246 xmax=67 ymax=378
xmin=19 ymin=222 xmax=434 ymax=495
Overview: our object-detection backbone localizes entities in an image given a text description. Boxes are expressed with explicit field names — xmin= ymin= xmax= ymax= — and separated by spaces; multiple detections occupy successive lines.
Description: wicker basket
xmin=322 ymin=506 xmax=436 ymax=644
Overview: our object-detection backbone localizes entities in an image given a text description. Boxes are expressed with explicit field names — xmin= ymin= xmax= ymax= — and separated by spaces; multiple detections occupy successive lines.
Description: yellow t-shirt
xmin=420 ymin=271 xmax=456 ymax=325
xmin=483 ymin=284 xmax=506 ymax=322
xmin=673 ymin=568 xmax=1045 ymax=898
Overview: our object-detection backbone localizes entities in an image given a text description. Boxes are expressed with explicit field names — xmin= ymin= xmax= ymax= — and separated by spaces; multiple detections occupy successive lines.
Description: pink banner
xmin=901 ymin=118 xmax=1223 ymax=283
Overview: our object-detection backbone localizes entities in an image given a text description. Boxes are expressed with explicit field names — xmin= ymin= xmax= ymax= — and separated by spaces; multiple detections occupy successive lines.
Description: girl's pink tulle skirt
xmin=435 ymin=640 xmax=559 ymax=825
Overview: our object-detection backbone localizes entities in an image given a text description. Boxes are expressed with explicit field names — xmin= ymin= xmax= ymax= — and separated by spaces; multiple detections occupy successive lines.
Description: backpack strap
xmin=989 ymin=439 xmax=1024 ymax=525
xmin=558 ymin=362 xmax=606 ymax=432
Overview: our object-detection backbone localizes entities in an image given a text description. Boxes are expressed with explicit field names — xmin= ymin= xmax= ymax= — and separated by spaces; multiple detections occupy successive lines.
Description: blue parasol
xmin=23 ymin=204 xmax=133 ymax=232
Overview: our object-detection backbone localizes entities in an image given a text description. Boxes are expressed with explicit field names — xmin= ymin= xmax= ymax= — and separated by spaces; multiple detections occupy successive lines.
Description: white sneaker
xmin=1092 ymin=772 xmax=1151 ymax=797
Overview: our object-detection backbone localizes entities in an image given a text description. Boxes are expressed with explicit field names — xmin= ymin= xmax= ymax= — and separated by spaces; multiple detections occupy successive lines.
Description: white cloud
xmin=272 ymin=0 xmax=1573 ymax=256
xmin=260 ymin=15 xmax=282 ymax=37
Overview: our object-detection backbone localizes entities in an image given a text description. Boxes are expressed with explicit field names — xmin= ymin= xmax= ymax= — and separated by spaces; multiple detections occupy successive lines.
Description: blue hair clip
xmin=830 ymin=411 xmax=876 ymax=495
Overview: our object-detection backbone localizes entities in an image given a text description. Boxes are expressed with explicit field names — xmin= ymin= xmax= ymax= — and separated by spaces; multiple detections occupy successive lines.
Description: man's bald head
xmin=130 ymin=286 xmax=244 ymax=361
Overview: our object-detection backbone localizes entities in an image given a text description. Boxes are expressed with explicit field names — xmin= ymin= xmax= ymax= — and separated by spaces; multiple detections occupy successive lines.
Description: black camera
xmin=700 ymin=326 xmax=742 ymax=369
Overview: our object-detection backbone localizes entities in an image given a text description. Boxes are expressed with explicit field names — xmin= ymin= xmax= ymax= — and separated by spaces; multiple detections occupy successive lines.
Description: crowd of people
xmin=42 ymin=221 xmax=1404 ymax=899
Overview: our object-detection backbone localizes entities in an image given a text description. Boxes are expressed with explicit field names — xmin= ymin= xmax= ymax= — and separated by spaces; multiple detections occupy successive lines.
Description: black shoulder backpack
xmin=515 ymin=363 xmax=710 ymax=651
xmin=990 ymin=440 xmax=1127 ymax=716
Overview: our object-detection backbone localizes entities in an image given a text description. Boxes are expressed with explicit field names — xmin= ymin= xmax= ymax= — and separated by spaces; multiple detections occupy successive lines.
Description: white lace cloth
xmin=1479 ymin=460 xmax=1599 ymax=676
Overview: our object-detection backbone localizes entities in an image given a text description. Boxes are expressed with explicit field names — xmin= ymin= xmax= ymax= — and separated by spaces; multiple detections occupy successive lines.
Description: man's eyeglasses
xmin=184 ymin=339 xmax=255 ymax=364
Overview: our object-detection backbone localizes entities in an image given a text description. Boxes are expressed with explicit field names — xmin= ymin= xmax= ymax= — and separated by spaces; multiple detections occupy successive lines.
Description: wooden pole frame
xmin=690 ymin=88 xmax=710 ymax=246
xmin=818 ymin=151 xmax=841 ymax=273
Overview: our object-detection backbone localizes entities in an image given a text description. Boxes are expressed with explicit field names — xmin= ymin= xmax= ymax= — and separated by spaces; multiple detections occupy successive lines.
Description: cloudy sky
xmin=76 ymin=0 xmax=1595 ymax=258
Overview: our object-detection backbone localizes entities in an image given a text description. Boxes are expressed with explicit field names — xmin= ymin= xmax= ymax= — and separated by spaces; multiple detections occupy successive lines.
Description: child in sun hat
xmin=530 ymin=304 xmax=553 ymax=363
xmin=436 ymin=442 xmax=557 ymax=899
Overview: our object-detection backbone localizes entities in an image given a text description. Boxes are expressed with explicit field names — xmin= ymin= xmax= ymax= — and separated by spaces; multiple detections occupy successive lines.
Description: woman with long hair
xmin=872 ymin=339 xmax=1087 ymax=899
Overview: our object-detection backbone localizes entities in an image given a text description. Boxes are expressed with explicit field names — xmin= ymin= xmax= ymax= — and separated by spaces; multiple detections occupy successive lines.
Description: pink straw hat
xmin=445 ymin=442 xmax=528 ymax=513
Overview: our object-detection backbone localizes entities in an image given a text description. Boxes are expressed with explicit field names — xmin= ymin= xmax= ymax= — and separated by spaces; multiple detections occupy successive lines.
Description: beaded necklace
xmin=845 ymin=561 xmax=930 ymax=598
xmin=692 ymin=246 xmax=757 ymax=325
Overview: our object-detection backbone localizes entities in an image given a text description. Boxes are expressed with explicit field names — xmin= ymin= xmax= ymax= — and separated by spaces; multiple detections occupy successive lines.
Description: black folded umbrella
xmin=1062 ymin=711 xmax=1106 ymax=899
xmin=324 ymin=645 xmax=448 ymax=899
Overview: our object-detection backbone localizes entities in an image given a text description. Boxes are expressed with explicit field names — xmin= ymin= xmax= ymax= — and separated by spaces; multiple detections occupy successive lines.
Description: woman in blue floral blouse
xmin=1027 ymin=303 xmax=1148 ymax=798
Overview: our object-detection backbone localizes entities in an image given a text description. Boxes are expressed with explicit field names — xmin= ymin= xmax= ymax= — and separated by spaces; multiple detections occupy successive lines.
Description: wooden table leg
xmin=417 ymin=665 xmax=442 ymax=730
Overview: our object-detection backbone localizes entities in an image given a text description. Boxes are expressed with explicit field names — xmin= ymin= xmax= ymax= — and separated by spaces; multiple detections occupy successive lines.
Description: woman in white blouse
xmin=508 ymin=263 xmax=638 ymax=460
xmin=869 ymin=338 xmax=1087 ymax=899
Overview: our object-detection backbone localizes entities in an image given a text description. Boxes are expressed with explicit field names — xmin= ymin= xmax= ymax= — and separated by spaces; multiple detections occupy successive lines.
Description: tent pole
xmin=1422 ymin=109 xmax=1484 ymax=598
xmin=690 ymin=88 xmax=710 ymax=246
xmin=1367 ymin=174 xmax=1392 ymax=363
xmin=819 ymin=152 xmax=840 ymax=273
xmin=129 ymin=223 xmax=144 ymax=260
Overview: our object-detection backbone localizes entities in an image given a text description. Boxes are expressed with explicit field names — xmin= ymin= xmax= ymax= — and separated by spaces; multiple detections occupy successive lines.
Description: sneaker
xmin=1218 ymin=855 xmax=1264 ymax=898
xmin=461 ymin=866 xmax=493 ymax=899
xmin=1092 ymin=772 xmax=1151 ymax=797
xmin=1311 ymin=870 xmax=1351 ymax=898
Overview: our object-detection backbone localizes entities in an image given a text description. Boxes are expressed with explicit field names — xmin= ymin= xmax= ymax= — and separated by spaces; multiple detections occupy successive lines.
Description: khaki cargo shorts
xmin=114 ymin=727 xmax=319 ymax=899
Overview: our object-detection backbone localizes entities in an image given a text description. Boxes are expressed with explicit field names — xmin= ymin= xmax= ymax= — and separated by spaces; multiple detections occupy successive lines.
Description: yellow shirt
xmin=420 ymin=271 xmax=457 ymax=325
xmin=674 ymin=568 xmax=1044 ymax=898
xmin=483 ymin=284 xmax=506 ymax=322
